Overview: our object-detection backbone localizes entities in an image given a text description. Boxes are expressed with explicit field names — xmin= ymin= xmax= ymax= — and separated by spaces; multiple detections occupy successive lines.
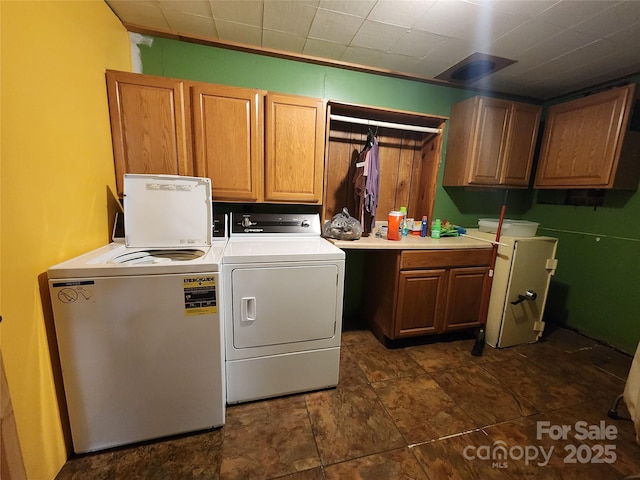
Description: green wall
xmin=141 ymin=37 xmax=640 ymax=354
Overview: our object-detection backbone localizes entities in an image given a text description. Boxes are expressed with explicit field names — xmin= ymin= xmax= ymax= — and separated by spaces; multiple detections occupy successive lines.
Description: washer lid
xmin=124 ymin=174 xmax=212 ymax=248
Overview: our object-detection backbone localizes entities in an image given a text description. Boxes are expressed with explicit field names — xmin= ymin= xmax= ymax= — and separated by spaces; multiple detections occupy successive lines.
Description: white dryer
xmin=48 ymin=174 xmax=226 ymax=454
xmin=223 ymin=213 xmax=345 ymax=404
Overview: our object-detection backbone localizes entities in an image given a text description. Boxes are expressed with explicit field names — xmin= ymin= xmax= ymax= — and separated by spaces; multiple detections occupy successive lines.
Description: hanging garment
xmin=363 ymin=136 xmax=380 ymax=235
xmin=353 ymin=146 xmax=369 ymax=229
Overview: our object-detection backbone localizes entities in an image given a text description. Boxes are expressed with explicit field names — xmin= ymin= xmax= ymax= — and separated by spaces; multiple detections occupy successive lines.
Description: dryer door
xmin=231 ymin=264 xmax=340 ymax=348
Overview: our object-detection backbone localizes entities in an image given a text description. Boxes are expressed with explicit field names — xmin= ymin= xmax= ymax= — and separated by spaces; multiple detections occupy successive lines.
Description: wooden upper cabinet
xmin=534 ymin=84 xmax=640 ymax=190
xmin=192 ymin=83 xmax=264 ymax=202
xmin=106 ymin=70 xmax=192 ymax=196
xmin=502 ymin=102 xmax=543 ymax=185
xmin=264 ymin=93 xmax=325 ymax=203
xmin=443 ymin=96 xmax=541 ymax=188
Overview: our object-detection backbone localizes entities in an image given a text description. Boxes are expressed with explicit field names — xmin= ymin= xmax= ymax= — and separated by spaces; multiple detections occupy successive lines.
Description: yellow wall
xmin=0 ymin=1 xmax=130 ymax=478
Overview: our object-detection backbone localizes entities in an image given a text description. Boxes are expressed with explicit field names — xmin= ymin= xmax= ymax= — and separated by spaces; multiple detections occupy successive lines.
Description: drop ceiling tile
xmin=215 ymin=19 xmax=263 ymax=45
xmin=209 ymin=0 xmax=263 ymax=26
xmin=533 ymin=0 xmax=616 ymax=29
xmin=421 ymin=37 xmax=476 ymax=65
xmin=263 ymin=30 xmax=307 ymax=53
xmin=562 ymin=60 xmax=627 ymax=87
xmin=470 ymin=75 xmax=519 ymax=95
xmin=159 ymin=1 xmax=212 ymax=17
xmin=523 ymin=83 xmax=566 ymax=100
xmin=367 ymin=0 xmax=435 ymax=28
xmin=303 ymin=37 xmax=347 ymax=60
xmin=318 ymin=0 xmax=376 ymax=17
xmin=263 ymin=1 xmax=317 ymax=36
xmin=413 ymin=0 xmax=486 ymax=37
xmin=375 ymin=51 xmax=424 ymax=74
xmin=340 ymin=45 xmax=383 ymax=65
xmin=416 ymin=58 xmax=454 ymax=77
xmin=488 ymin=18 xmax=565 ymax=58
xmin=350 ymin=20 xmax=407 ymax=51
xmin=309 ymin=8 xmax=364 ymax=44
xmin=535 ymin=38 xmax=618 ymax=76
xmin=572 ymin=0 xmax=640 ymax=38
xmin=390 ymin=29 xmax=448 ymax=58
xmin=584 ymin=48 xmax=640 ymax=76
xmin=164 ymin=11 xmax=217 ymax=38
xmin=518 ymin=28 xmax=599 ymax=64
xmin=451 ymin=8 xmax=527 ymax=44
xmin=505 ymin=64 xmax=565 ymax=86
xmin=107 ymin=0 xmax=171 ymax=30
xmin=586 ymin=63 xmax=640 ymax=87
xmin=490 ymin=0 xmax=557 ymax=19
xmin=605 ymin=22 xmax=640 ymax=45
xmin=107 ymin=0 xmax=156 ymax=13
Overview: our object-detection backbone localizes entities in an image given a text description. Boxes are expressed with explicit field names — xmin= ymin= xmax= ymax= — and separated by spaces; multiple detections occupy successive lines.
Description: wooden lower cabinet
xmin=364 ymin=248 xmax=491 ymax=342
xmin=443 ymin=266 xmax=490 ymax=331
xmin=396 ymin=269 xmax=447 ymax=337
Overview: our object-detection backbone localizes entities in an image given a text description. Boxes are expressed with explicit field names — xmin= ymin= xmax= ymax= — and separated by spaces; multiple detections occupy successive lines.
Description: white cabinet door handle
xmin=241 ymin=297 xmax=256 ymax=322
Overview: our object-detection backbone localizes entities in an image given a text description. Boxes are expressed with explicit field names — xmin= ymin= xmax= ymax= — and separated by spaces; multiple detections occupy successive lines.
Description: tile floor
xmin=56 ymin=325 xmax=640 ymax=480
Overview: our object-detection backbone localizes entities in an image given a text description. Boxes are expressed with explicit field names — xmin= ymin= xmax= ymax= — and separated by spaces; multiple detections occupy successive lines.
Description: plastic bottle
xmin=421 ymin=216 xmax=428 ymax=237
xmin=431 ymin=218 xmax=441 ymax=239
xmin=400 ymin=206 xmax=408 ymax=236
xmin=387 ymin=211 xmax=403 ymax=241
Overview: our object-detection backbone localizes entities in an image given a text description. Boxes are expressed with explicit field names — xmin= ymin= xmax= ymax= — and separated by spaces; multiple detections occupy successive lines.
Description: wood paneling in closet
xmin=323 ymin=102 xmax=447 ymax=233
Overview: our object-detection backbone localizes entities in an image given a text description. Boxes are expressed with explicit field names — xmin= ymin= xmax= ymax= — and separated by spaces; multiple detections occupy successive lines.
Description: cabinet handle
xmin=241 ymin=297 xmax=256 ymax=322
xmin=511 ymin=290 xmax=537 ymax=305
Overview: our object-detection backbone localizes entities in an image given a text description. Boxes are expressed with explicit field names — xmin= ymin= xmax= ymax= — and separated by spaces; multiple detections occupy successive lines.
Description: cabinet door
xmin=265 ymin=94 xmax=325 ymax=203
xmin=534 ymin=85 xmax=634 ymax=188
xmin=501 ymin=102 xmax=541 ymax=186
xmin=395 ymin=269 xmax=447 ymax=337
xmin=106 ymin=70 xmax=191 ymax=196
xmin=442 ymin=266 xmax=489 ymax=332
xmin=469 ymin=97 xmax=511 ymax=185
xmin=443 ymin=96 xmax=541 ymax=188
xmin=192 ymin=84 xmax=264 ymax=202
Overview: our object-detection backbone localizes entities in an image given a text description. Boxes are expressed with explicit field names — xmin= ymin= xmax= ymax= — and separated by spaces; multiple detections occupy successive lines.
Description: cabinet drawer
xmin=400 ymin=249 xmax=492 ymax=270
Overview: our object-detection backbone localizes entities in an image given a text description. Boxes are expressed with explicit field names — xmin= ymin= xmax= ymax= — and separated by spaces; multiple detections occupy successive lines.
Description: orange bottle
xmin=387 ymin=211 xmax=403 ymax=240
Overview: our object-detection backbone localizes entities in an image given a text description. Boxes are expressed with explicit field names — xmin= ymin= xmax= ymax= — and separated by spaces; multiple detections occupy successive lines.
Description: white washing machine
xmin=223 ymin=213 xmax=345 ymax=404
xmin=48 ymin=174 xmax=226 ymax=454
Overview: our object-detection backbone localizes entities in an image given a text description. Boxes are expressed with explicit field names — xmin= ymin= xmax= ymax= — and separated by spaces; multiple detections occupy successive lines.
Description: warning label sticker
xmin=183 ymin=276 xmax=217 ymax=316
xmin=51 ymin=281 xmax=95 ymax=304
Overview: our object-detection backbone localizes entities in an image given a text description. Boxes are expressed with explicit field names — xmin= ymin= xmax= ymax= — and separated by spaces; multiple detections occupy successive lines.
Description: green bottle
xmin=431 ymin=218 xmax=441 ymax=239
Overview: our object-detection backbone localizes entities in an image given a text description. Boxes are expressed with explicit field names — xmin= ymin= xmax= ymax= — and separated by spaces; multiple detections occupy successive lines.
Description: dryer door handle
xmin=241 ymin=297 xmax=256 ymax=322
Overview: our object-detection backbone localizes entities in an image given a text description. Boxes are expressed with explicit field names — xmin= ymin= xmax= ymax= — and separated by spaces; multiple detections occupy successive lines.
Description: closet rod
xmin=329 ymin=113 xmax=441 ymax=134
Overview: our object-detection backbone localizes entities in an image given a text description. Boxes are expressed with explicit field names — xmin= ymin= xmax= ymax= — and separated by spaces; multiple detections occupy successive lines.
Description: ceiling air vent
xmin=436 ymin=52 xmax=515 ymax=84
